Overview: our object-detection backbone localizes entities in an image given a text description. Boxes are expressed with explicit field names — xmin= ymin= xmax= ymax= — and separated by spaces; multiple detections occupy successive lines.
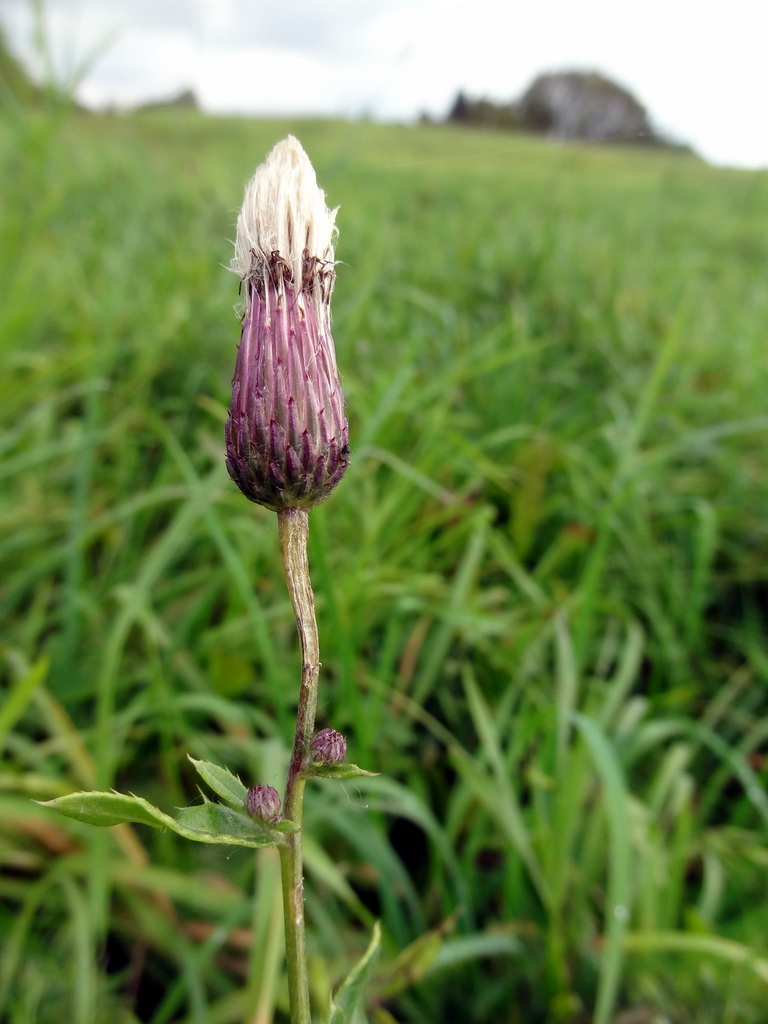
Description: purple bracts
xmin=245 ymin=783 xmax=282 ymax=822
xmin=225 ymin=270 xmax=349 ymax=510
xmin=310 ymin=727 xmax=347 ymax=764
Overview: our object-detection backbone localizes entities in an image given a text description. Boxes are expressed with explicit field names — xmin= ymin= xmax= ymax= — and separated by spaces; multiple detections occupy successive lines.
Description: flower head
xmin=309 ymin=727 xmax=347 ymax=765
xmin=245 ymin=783 xmax=282 ymax=822
xmin=225 ymin=136 xmax=349 ymax=511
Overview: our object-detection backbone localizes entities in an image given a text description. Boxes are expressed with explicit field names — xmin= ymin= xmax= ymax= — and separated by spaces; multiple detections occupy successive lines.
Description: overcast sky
xmin=3 ymin=0 xmax=767 ymax=169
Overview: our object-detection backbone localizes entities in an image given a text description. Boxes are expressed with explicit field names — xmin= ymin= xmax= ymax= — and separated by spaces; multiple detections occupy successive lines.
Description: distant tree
xmin=446 ymin=90 xmax=523 ymax=131
xmin=519 ymin=70 xmax=655 ymax=143
xmin=440 ymin=72 xmax=692 ymax=154
xmin=136 ymin=88 xmax=199 ymax=112
xmin=448 ymin=90 xmax=471 ymax=122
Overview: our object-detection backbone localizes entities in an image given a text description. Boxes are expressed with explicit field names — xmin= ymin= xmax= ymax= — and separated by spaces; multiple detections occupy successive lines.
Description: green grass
xmin=1 ymin=94 xmax=768 ymax=1024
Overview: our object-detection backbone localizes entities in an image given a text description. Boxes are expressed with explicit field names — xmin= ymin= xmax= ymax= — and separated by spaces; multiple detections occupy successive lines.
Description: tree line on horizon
xmin=432 ymin=70 xmax=693 ymax=152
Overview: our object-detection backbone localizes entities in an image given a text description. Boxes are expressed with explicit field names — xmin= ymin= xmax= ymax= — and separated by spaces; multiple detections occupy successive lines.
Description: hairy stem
xmin=277 ymin=507 xmax=319 ymax=1024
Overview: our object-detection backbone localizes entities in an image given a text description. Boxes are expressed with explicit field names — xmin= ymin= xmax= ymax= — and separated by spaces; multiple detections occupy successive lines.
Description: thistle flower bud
xmin=310 ymin=727 xmax=347 ymax=765
xmin=245 ymin=784 xmax=282 ymax=822
xmin=225 ymin=136 xmax=350 ymax=511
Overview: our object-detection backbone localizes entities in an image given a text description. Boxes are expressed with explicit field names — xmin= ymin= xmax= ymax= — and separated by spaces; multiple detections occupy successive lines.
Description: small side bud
xmin=245 ymin=784 xmax=282 ymax=822
xmin=310 ymin=727 xmax=347 ymax=765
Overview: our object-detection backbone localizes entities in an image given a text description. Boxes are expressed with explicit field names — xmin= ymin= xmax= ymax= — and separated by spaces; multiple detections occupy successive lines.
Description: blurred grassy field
xmin=1 ymin=99 xmax=768 ymax=1024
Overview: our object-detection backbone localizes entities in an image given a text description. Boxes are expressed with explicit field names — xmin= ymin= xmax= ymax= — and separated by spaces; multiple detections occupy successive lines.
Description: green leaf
xmin=329 ymin=920 xmax=381 ymax=1024
xmin=622 ymin=930 xmax=768 ymax=983
xmin=431 ymin=931 xmax=521 ymax=970
xmin=377 ymin=914 xmax=457 ymax=998
xmin=39 ymin=791 xmax=176 ymax=829
xmin=571 ymin=713 xmax=632 ymax=1024
xmin=303 ymin=762 xmax=379 ymax=782
xmin=173 ymin=803 xmax=295 ymax=844
xmin=188 ymin=756 xmax=249 ymax=807
xmin=0 ymin=654 xmax=48 ymax=750
xmin=39 ymin=790 xmax=292 ymax=847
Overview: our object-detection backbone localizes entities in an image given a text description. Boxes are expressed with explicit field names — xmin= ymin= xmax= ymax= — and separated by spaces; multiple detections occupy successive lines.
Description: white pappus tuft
xmin=230 ymin=135 xmax=338 ymax=320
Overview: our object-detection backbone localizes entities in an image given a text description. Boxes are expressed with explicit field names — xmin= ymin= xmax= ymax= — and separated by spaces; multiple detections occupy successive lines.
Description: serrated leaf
xmin=303 ymin=762 xmax=379 ymax=782
xmin=188 ymin=756 xmax=249 ymax=808
xmin=39 ymin=791 xmax=177 ymax=829
xmin=39 ymin=791 xmax=290 ymax=848
xmin=329 ymin=921 xmax=381 ymax=1024
xmin=173 ymin=803 xmax=288 ymax=846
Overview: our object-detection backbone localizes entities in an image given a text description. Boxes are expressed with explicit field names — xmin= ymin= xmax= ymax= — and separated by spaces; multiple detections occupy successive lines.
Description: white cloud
xmin=2 ymin=0 xmax=766 ymax=167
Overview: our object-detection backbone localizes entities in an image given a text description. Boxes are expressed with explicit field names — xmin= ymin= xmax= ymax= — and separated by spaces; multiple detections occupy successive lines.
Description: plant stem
xmin=277 ymin=507 xmax=319 ymax=1024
